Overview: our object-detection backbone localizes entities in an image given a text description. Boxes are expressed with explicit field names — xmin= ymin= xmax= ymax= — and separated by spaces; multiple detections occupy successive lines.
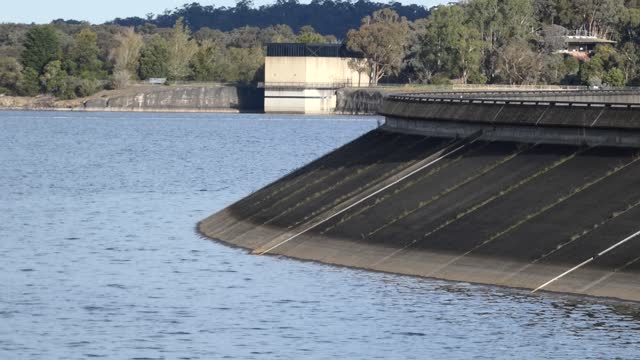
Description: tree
xmin=40 ymin=60 xmax=75 ymax=99
xmin=296 ymin=26 xmax=326 ymax=43
xmin=572 ymin=0 xmax=625 ymax=38
xmin=109 ymin=27 xmax=144 ymax=88
xmin=499 ymin=0 xmax=535 ymax=40
xmin=348 ymin=58 xmax=370 ymax=87
xmin=494 ymin=39 xmax=543 ymax=84
xmin=138 ymin=35 xmax=170 ymax=79
xmin=0 ymin=57 xmax=23 ymax=95
xmin=619 ymin=41 xmax=640 ymax=83
xmin=540 ymin=24 xmax=568 ymax=54
xmin=68 ymin=28 xmax=104 ymax=78
xmin=190 ymin=40 xmax=224 ymax=81
xmin=603 ymin=67 xmax=625 ymax=86
xmin=413 ymin=5 xmax=485 ymax=84
xmin=17 ymin=67 xmax=40 ymax=96
xmin=346 ymin=8 xmax=410 ymax=84
xmin=166 ymin=17 xmax=197 ymax=80
xmin=21 ymin=25 xmax=62 ymax=74
xmin=223 ymin=47 xmax=264 ymax=83
xmin=534 ymin=0 xmax=558 ymax=24
xmin=260 ymin=24 xmax=296 ymax=43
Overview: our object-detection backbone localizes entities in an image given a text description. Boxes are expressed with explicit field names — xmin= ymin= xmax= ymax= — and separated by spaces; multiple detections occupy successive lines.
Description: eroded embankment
xmin=198 ymin=126 xmax=640 ymax=302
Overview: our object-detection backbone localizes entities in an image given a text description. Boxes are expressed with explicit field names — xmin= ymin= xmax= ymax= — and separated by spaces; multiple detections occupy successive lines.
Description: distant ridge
xmin=108 ymin=0 xmax=429 ymax=38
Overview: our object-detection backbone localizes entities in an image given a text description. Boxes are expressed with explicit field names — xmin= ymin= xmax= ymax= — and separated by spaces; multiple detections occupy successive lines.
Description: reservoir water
xmin=1 ymin=111 xmax=639 ymax=359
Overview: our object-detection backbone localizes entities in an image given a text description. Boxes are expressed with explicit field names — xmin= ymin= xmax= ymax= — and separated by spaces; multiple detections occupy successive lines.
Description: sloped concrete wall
xmin=84 ymin=86 xmax=263 ymax=112
xmin=199 ymin=128 xmax=640 ymax=302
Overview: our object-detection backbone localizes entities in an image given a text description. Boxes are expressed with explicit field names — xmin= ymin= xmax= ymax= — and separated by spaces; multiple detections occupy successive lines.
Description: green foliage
xmin=347 ymin=8 xmax=410 ymax=84
xmin=563 ymin=56 xmax=580 ymax=74
xmin=138 ymin=35 xmax=169 ymax=79
xmin=112 ymin=1 xmax=429 ymax=39
xmin=414 ymin=4 xmax=485 ymax=84
xmin=21 ymin=25 xmax=62 ymax=74
xmin=40 ymin=60 xmax=75 ymax=99
xmin=166 ymin=17 xmax=197 ymax=80
xmin=7 ymin=0 xmax=640 ymax=98
xmin=189 ymin=41 xmax=224 ymax=81
xmin=17 ymin=67 xmax=40 ymax=96
xmin=74 ymin=78 xmax=101 ymax=97
xmin=68 ymin=28 xmax=105 ymax=79
xmin=603 ymin=67 xmax=625 ymax=86
xmin=296 ymin=26 xmax=326 ymax=44
xmin=0 ymin=57 xmax=23 ymax=95
xmin=223 ymin=47 xmax=264 ymax=83
xmin=467 ymin=72 xmax=488 ymax=84
xmin=430 ymin=74 xmax=452 ymax=85
xmin=495 ymin=39 xmax=543 ymax=84
xmin=579 ymin=45 xmax=625 ymax=86
xmin=109 ymin=27 xmax=144 ymax=88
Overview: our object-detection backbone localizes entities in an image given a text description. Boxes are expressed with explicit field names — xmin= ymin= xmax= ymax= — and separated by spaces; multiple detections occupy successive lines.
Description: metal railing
xmin=387 ymin=89 xmax=640 ymax=108
xmin=261 ymin=81 xmax=354 ymax=89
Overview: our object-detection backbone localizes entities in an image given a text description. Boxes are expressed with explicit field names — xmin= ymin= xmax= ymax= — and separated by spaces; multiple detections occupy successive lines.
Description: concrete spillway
xmin=199 ymin=91 xmax=640 ymax=302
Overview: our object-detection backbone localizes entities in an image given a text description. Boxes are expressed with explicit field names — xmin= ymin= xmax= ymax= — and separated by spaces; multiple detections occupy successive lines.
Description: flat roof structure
xmin=266 ymin=43 xmax=364 ymax=58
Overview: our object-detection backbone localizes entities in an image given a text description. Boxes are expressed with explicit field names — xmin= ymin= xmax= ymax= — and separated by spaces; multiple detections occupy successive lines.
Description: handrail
xmin=261 ymin=81 xmax=353 ymax=89
xmin=386 ymin=90 xmax=640 ymax=108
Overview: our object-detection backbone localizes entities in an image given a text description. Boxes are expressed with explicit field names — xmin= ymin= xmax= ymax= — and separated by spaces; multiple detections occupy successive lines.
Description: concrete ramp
xmin=199 ymin=92 xmax=640 ymax=302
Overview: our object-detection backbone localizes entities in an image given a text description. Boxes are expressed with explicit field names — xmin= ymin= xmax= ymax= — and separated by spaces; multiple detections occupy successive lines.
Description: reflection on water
xmin=0 ymin=111 xmax=639 ymax=360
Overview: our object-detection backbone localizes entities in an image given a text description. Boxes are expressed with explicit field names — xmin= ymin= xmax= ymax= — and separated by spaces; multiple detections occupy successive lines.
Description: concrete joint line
xmin=501 ymin=198 xmax=640 ymax=283
xmin=532 ymin=228 xmax=640 ymax=293
xmin=491 ymin=105 xmax=505 ymax=123
xmin=534 ymin=107 xmax=549 ymax=126
xmin=253 ymin=136 xmax=480 ymax=255
xmin=590 ymin=107 xmax=606 ymax=127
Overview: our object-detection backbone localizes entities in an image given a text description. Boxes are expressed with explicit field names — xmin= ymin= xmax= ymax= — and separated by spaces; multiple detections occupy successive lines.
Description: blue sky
xmin=2 ymin=0 xmax=448 ymax=24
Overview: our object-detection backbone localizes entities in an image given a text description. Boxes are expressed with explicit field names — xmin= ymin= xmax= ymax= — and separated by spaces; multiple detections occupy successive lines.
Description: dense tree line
xmin=0 ymin=18 xmax=332 ymax=98
xmin=345 ymin=0 xmax=640 ymax=87
xmin=110 ymin=0 xmax=429 ymax=39
xmin=2 ymin=0 xmax=640 ymax=99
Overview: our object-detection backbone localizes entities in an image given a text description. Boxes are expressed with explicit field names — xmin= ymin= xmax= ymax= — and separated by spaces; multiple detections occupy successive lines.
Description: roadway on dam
xmin=198 ymin=127 xmax=640 ymax=302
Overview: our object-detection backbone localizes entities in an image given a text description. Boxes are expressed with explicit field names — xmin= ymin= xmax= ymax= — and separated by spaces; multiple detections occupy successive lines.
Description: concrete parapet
xmin=382 ymin=96 xmax=640 ymax=128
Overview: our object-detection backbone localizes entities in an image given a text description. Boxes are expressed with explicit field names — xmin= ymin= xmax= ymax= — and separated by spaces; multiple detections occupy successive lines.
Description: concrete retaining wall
xmin=84 ymin=86 xmax=263 ymax=112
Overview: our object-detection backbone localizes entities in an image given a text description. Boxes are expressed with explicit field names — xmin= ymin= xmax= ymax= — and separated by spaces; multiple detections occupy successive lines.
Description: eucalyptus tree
xmin=346 ymin=8 xmax=410 ymax=85
xmin=166 ymin=17 xmax=197 ymax=80
xmin=413 ymin=4 xmax=485 ymax=84
xmin=110 ymin=27 xmax=144 ymax=88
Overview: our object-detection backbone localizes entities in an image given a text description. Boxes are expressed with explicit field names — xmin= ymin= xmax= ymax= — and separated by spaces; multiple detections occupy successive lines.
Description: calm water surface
xmin=1 ymin=111 xmax=639 ymax=360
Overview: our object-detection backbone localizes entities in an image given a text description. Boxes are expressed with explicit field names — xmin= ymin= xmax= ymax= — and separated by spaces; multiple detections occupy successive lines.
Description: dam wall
xmin=335 ymin=88 xmax=386 ymax=115
xmin=83 ymin=85 xmax=264 ymax=112
xmin=199 ymin=91 xmax=640 ymax=302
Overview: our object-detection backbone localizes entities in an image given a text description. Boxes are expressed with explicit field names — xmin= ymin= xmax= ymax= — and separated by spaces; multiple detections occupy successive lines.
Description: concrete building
xmin=263 ymin=43 xmax=369 ymax=114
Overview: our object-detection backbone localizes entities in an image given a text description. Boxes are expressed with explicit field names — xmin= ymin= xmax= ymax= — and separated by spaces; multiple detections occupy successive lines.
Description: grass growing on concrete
xmin=290 ymin=138 xmax=447 ymax=228
xmin=319 ymin=151 xmax=466 ymax=234
xmin=217 ymin=136 xmax=399 ymax=237
xmin=499 ymin=196 xmax=640 ymax=283
xmin=465 ymin=155 xmax=640 ymax=258
xmin=416 ymin=148 xmax=584 ymax=243
xmin=365 ymin=145 xmax=529 ymax=238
